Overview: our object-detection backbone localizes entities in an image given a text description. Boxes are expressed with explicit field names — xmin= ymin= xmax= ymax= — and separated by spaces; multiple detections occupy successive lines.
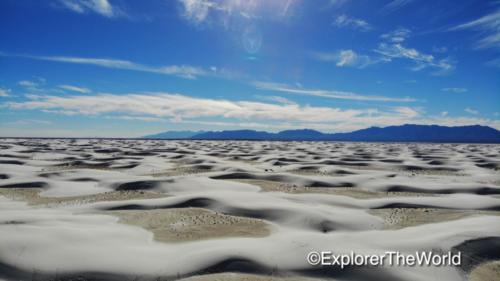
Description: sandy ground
xmin=469 ymin=261 xmax=500 ymax=281
xmin=109 ymin=207 xmax=270 ymax=243
xmin=369 ymin=208 xmax=500 ymax=229
xmin=0 ymin=188 xmax=165 ymax=206
xmin=0 ymin=139 xmax=499 ymax=281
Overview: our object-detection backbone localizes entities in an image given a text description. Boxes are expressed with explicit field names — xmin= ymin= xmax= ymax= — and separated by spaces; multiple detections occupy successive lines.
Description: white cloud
xmin=0 ymin=88 xmax=10 ymax=97
xmin=105 ymin=115 xmax=166 ymax=122
xmin=376 ymin=43 xmax=431 ymax=63
xmin=2 ymin=52 xmax=213 ymax=79
xmin=4 ymin=91 xmax=499 ymax=133
xmin=178 ymin=0 xmax=213 ymax=23
xmin=464 ymin=107 xmax=479 ymax=115
xmin=333 ymin=14 xmax=372 ymax=31
xmin=380 ymin=27 xmax=411 ymax=43
xmin=254 ymin=95 xmax=295 ymax=105
xmin=311 ymin=50 xmax=376 ymax=69
xmin=18 ymin=80 xmax=39 ymax=87
xmin=177 ymin=0 xmax=298 ymax=25
xmin=449 ymin=10 xmax=500 ymax=50
xmin=337 ymin=50 xmax=364 ymax=67
xmin=4 ymin=91 xmax=424 ymax=131
xmin=417 ymin=116 xmax=500 ymax=130
xmin=58 ymin=85 xmax=91 ymax=93
xmin=17 ymin=79 xmax=47 ymax=92
xmin=313 ymin=28 xmax=454 ymax=74
xmin=59 ymin=0 xmax=120 ymax=18
xmin=375 ymin=29 xmax=455 ymax=75
xmin=254 ymin=81 xmax=416 ymax=102
xmin=442 ymin=87 xmax=467 ymax=93
xmin=392 ymin=106 xmax=420 ymax=118
xmin=381 ymin=0 xmax=415 ymax=14
xmin=440 ymin=111 xmax=448 ymax=117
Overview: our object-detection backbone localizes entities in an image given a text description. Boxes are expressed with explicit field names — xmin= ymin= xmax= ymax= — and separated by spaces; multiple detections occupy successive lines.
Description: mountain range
xmin=143 ymin=124 xmax=500 ymax=143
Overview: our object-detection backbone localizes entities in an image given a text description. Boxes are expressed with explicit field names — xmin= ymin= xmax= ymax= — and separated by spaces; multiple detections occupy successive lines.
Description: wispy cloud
xmin=442 ymin=87 xmax=467 ymax=93
xmin=311 ymin=50 xmax=376 ymax=68
xmin=105 ymin=115 xmax=166 ymax=122
xmin=375 ymin=28 xmax=455 ymax=75
xmin=0 ymin=88 xmax=10 ymax=97
xmin=58 ymin=0 xmax=122 ymax=18
xmin=333 ymin=14 xmax=372 ymax=31
xmin=312 ymin=27 xmax=454 ymax=74
xmin=58 ymin=85 xmax=92 ymax=93
xmin=178 ymin=0 xmax=214 ymax=23
xmin=328 ymin=0 xmax=350 ymax=8
xmin=17 ymin=78 xmax=46 ymax=92
xmin=380 ymin=27 xmax=411 ymax=43
xmin=449 ymin=10 xmax=500 ymax=50
xmin=465 ymin=107 xmax=479 ymax=115
xmin=177 ymin=0 xmax=298 ymax=25
xmin=381 ymin=0 xmax=415 ymax=14
xmin=18 ymin=80 xmax=39 ymax=87
xmin=1 ymin=52 xmax=214 ymax=79
xmin=254 ymin=81 xmax=416 ymax=102
xmin=254 ymin=95 xmax=296 ymax=105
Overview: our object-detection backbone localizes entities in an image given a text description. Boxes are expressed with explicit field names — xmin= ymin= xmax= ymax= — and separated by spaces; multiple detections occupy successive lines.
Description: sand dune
xmin=0 ymin=139 xmax=499 ymax=281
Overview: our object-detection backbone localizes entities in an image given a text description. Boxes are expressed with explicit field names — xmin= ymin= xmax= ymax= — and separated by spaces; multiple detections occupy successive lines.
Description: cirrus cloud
xmin=58 ymin=0 xmax=122 ymax=18
xmin=254 ymin=81 xmax=416 ymax=102
xmin=333 ymin=14 xmax=372 ymax=31
xmin=58 ymin=85 xmax=92 ymax=93
xmin=0 ymin=52 xmax=215 ymax=79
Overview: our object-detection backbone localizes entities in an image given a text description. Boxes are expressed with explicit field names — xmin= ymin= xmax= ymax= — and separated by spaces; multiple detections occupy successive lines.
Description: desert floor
xmin=0 ymin=139 xmax=499 ymax=281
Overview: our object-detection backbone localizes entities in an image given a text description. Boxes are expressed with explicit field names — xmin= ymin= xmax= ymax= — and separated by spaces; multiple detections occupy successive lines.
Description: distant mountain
xmin=276 ymin=129 xmax=326 ymax=140
xmin=330 ymin=124 xmax=500 ymax=143
xmin=143 ymin=125 xmax=500 ymax=143
xmin=143 ymin=130 xmax=206 ymax=139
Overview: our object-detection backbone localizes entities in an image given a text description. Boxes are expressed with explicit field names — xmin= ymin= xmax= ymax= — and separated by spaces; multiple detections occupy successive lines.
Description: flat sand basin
xmin=370 ymin=208 xmax=500 ymax=229
xmin=0 ymin=188 xmax=165 ymax=206
xmin=108 ymin=207 xmax=271 ymax=243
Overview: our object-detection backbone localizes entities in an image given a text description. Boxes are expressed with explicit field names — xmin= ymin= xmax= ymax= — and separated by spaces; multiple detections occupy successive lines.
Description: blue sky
xmin=0 ymin=0 xmax=499 ymax=137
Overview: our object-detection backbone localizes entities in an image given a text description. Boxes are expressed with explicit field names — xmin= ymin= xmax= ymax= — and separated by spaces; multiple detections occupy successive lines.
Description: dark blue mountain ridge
xmin=276 ymin=129 xmax=325 ymax=140
xmin=143 ymin=130 xmax=206 ymax=139
xmin=329 ymin=124 xmax=500 ymax=142
xmin=143 ymin=124 xmax=500 ymax=143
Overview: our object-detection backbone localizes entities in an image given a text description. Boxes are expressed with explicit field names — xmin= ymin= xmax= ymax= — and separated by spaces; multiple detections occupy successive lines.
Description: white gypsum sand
xmin=0 ymin=139 xmax=499 ymax=281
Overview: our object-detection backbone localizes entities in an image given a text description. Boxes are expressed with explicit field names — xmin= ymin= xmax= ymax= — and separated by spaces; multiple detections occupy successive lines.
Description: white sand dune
xmin=0 ymin=139 xmax=499 ymax=281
